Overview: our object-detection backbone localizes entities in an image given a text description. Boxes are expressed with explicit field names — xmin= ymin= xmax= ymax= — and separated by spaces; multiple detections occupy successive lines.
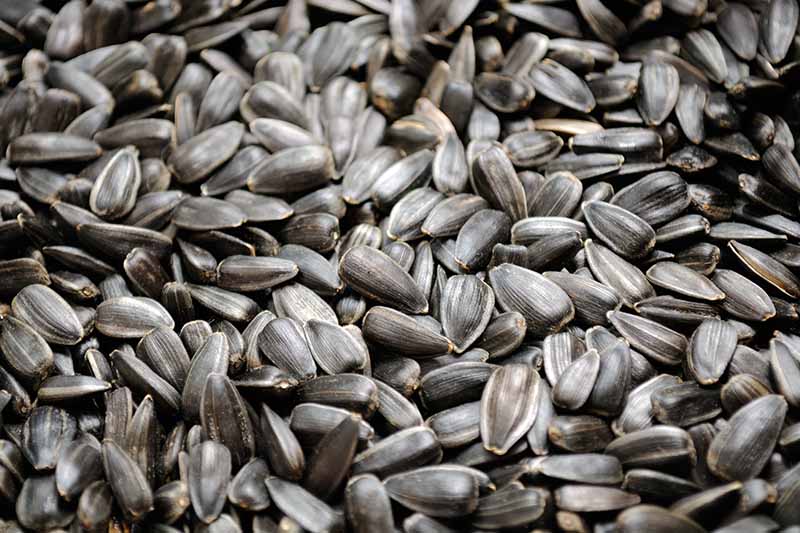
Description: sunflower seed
xmin=707 ymin=395 xmax=787 ymax=481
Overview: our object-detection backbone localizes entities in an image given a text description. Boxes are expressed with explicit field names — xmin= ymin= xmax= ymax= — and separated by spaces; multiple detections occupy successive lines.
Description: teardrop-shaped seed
xmin=538 ymin=453 xmax=623 ymax=484
xmin=761 ymin=0 xmax=799 ymax=64
xmin=339 ymin=245 xmax=428 ymax=314
xmin=646 ymin=262 xmax=725 ymax=301
xmin=216 ymin=255 xmax=298 ymax=292
xmin=426 ymin=400 xmax=481 ymax=449
xmin=89 ymin=146 xmax=141 ymax=220
xmin=675 ymin=84 xmax=707 ymax=144
xmin=440 ymin=275 xmax=494 ymax=354
xmin=183 ymin=333 xmax=229 ymax=423
xmin=303 ymin=414 xmax=361 ymax=499
xmin=96 ymin=296 xmax=174 ymax=338
xmin=617 ymin=505 xmax=706 ymax=533
xmin=454 ymin=209 xmax=511 ymax=273
xmin=585 ymin=240 xmax=655 ymax=307
xmin=12 ymin=284 xmax=83 ymax=345
xmin=489 ymin=263 xmax=574 ymax=336
xmin=7 ymin=133 xmax=102 ymax=165
xmin=529 ymin=172 xmax=582 ymax=218
xmin=37 ymin=375 xmax=110 ymax=404
xmin=716 ymin=4 xmax=758 ymax=61
xmin=432 ymin=132 xmax=469 ymax=194
xmin=611 ymin=171 xmax=689 ymax=226
xmin=422 ymin=194 xmax=489 ymax=238
xmin=608 ymin=310 xmax=687 ymax=365
xmin=0 ymin=316 xmax=53 ymax=385
xmin=266 ymin=476 xmax=344 ymax=533
xmin=544 ymin=271 xmax=620 ymax=326
xmin=771 ymin=339 xmax=800 ymax=409
xmin=555 ymin=484 xmax=640 ymax=512
xmin=188 ymin=440 xmax=231 ymax=524
xmin=168 ymin=122 xmax=244 ymax=184
xmin=258 ymin=317 xmax=316 ymax=381
xmin=683 ymin=29 xmax=727 ymax=83
xmin=22 ymin=406 xmax=77 ymax=472
xmin=352 ymin=425 xmax=442 ymax=478
xmin=136 ymin=326 xmax=190 ymax=391
xmin=260 ymin=403 xmax=306 ymax=481
xmin=707 ymin=395 xmax=787 ymax=481
xmin=102 ymin=441 xmax=153 ymax=522
xmin=362 ymin=306 xmax=453 ymax=358
xmin=553 ymin=349 xmax=600 ymax=410
xmin=304 ymin=320 xmax=367 ymax=375
xmin=470 ymin=145 xmax=527 ymax=222
xmin=384 ymin=465 xmax=479 ymax=518
xmin=503 ymin=130 xmax=564 ymax=168
xmin=227 ymin=458 xmax=270 ymax=512
xmin=279 ymin=245 xmax=343 ymax=296
xmin=110 ymin=350 xmax=181 ymax=414
xmin=248 ymin=145 xmax=336 ymax=195
xmin=583 ymin=201 xmax=655 ymax=260
xmin=687 ymin=320 xmax=738 ymax=385
xmin=605 ymin=426 xmax=695 ymax=469
xmin=729 ymin=240 xmax=800 ymax=298
xmin=172 ymin=197 xmax=247 ymax=231
xmin=543 ymin=331 xmax=584 ymax=387
xmin=480 ymin=365 xmax=541 ymax=455
xmin=16 ymin=474 xmax=74 ymax=531
xmin=186 ymin=284 xmax=260 ymax=322
xmin=297 ymin=374 xmax=378 ymax=418
xmin=386 ymin=187 xmax=444 ymax=242
xmin=55 ymin=435 xmax=102 ymax=502
xmin=273 ymin=283 xmax=337 ymax=326
xmin=511 ymin=216 xmax=588 ymax=245
xmin=346 ymin=474 xmax=395 ymax=533
xmin=200 ymin=373 xmax=255 ymax=468
xmin=530 ymin=59 xmax=596 ymax=112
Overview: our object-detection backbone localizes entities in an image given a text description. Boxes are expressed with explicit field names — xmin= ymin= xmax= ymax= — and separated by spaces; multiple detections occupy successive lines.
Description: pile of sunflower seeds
xmin=2 ymin=0 xmax=800 ymax=531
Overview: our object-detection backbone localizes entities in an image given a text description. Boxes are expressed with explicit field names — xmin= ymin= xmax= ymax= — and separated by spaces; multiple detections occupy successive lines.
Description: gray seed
xmin=11 ymin=283 xmax=83 ymax=345
xmin=188 ymin=440 xmax=231 ymax=524
xmin=585 ymin=239 xmax=655 ymax=307
xmin=489 ymin=263 xmax=574 ymax=336
xmin=608 ymin=310 xmax=687 ymax=366
xmin=480 ymin=365 xmax=541 ymax=455
xmin=266 ymin=476 xmax=344 ymax=533
xmin=707 ymin=395 xmax=787 ymax=481
xmin=102 ymin=440 xmax=153 ymax=522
